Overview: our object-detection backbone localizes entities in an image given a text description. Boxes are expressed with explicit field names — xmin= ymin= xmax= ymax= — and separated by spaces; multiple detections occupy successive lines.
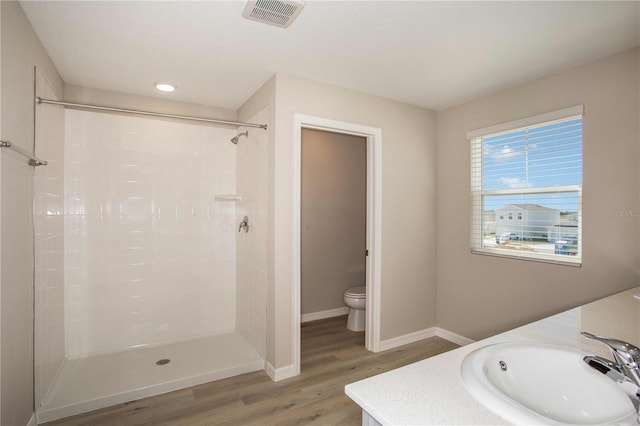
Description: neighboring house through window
xmin=469 ymin=106 xmax=583 ymax=265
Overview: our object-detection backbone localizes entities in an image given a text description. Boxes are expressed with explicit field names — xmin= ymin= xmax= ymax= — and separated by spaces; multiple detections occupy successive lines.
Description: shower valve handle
xmin=239 ymin=216 xmax=250 ymax=233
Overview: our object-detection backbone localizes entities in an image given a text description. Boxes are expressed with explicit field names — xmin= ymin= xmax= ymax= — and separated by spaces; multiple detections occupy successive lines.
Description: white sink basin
xmin=460 ymin=342 xmax=637 ymax=425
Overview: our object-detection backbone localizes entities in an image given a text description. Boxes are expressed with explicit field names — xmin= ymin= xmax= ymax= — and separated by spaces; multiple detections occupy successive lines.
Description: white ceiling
xmin=20 ymin=1 xmax=640 ymax=112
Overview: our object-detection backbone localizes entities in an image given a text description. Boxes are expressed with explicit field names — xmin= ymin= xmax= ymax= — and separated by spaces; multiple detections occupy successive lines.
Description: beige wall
xmin=436 ymin=48 xmax=640 ymax=341
xmin=248 ymin=74 xmax=437 ymax=369
xmin=1 ymin=2 xmax=63 ymax=424
xmin=301 ymin=128 xmax=367 ymax=315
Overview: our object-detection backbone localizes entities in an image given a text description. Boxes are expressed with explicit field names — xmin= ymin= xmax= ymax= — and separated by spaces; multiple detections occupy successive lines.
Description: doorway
xmin=300 ymin=128 xmax=366 ymax=326
xmin=292 ymin=114 xmax=382 ymax=376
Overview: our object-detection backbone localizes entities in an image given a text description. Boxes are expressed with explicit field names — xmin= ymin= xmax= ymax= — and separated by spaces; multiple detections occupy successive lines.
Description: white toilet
xmin=343 ymin=286 xmax=366 ymax=332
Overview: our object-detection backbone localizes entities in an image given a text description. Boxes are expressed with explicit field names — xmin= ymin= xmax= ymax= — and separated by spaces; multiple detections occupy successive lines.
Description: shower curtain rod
xmin=0 ymin=140 xmax=48 ymax=166
xmin=36 ymin=97 xmax=268 ymax=130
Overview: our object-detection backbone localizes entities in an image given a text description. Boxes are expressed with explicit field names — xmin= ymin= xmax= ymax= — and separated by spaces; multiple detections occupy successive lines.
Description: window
xmin=469 ymin=106 xmax=583 ymax=265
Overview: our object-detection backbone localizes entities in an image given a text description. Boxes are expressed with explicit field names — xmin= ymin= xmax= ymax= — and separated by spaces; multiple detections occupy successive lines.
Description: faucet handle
xmin=238 ymin=215 xmax=250 ymax=233
xmin=581 ymin=331 xmax=640 ymax=367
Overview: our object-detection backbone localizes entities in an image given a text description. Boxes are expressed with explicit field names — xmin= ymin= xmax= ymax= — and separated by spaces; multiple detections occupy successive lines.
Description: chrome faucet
xmin=581 ymin=331 xmax=640 ymax=388
xmin=582 ymin=332 xmax=640 ymax=421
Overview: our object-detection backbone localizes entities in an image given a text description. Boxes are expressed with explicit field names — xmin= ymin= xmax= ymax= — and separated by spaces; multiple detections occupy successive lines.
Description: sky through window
xmin=481 ymin=118 xmax=582 ymax=211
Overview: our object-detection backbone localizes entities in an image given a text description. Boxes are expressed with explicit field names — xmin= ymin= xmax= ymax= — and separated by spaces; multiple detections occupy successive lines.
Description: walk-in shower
xmin=33 ymin=83 xmax=269 ymax=422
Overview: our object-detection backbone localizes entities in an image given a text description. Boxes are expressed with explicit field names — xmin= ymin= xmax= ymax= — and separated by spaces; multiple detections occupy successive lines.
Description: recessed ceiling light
xmin=154 ymin=82 xmax=176 ymax=92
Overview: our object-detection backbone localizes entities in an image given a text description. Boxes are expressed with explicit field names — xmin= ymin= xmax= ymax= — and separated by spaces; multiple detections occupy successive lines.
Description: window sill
xmin=471 ymin=248 xmax=582 ymax=267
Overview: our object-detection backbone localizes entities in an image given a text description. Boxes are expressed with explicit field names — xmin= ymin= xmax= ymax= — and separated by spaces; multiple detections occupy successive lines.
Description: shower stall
xmin=32 ymin=72 xmax=269 ymax=422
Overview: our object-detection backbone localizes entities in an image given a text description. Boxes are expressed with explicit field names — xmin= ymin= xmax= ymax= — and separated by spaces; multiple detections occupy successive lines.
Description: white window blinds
xmin=469 ymin=106 xmax=583 ymax=265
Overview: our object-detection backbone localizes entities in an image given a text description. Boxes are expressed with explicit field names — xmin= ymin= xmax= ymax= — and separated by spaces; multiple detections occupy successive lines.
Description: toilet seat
xmin=344 ymin=286 xmax=366 ymax=299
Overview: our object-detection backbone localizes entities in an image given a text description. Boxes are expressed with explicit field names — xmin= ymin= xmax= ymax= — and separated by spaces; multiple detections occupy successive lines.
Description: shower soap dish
xmin=215 ymin=194 xmax=244 ymax=202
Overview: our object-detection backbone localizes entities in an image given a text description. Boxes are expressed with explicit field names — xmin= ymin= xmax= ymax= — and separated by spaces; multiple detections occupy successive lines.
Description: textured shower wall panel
xmin=64 ymin=110 xmax=237 ymax=356
xmin=236 ymin=107 xmax=268 ymax=358
xmin=34 ymin=71 xmax=65 ymax=407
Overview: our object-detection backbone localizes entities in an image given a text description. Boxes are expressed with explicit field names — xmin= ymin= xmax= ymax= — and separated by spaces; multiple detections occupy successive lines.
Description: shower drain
xmin=156 ymin=358 xmax=171 ymax=366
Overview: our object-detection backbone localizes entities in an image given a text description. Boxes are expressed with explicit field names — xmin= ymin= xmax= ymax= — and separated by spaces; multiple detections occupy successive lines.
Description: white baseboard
xmin=27 ymin=413 xmax=37 ymax=426
xmin=266 ymin=361 xmax=297 ymax=382
xmin=378 ymin=327 xmax=437 ymax=351
xmin=378 ymin=327 xmax=475 ymax=352
xmin=301 ymin=306 xmax=348 ymax=323
xmin=435 ymin=327 xmax=475 ymax=346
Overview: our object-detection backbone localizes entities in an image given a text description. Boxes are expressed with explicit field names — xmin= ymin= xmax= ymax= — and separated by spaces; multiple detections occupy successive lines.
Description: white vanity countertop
xmin=345 ymin=286 xmax=640 ymax=425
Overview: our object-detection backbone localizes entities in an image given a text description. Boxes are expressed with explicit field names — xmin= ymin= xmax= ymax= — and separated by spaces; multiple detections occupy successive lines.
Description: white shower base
xmin=37 ymin=332 xmax=264 ymax=423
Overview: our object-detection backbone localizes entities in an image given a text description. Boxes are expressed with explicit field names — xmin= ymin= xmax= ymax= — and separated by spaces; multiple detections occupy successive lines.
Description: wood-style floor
xmin=45 ymin=316 xmax=459 ymax=426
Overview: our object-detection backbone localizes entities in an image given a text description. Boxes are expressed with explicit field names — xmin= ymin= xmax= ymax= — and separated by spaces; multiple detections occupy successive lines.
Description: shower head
xmin=231 ymin=131 xmax=248 ymax=144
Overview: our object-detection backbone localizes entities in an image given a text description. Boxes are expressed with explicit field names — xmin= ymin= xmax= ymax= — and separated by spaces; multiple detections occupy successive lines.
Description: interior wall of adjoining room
xmin=63 ymin=109 xmax=239 ymax=356
xmin=301 ymin=128 xmax=367 ymax=317
xmin=235 ymin=107 xmax=269 ymax=358
xmin=34 ymin=69 xmax=65 ymax=409
xmin=1 ymin=2 xmax=64 ymax=424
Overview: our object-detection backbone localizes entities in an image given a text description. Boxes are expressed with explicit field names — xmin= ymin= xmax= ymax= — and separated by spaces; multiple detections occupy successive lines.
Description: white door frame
xmin=292 ymin=114 xmax=382 ymax=375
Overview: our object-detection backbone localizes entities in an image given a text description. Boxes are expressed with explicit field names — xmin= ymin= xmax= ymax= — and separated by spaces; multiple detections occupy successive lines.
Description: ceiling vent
xmin=242 ymin=0 xmax=305 ymax=29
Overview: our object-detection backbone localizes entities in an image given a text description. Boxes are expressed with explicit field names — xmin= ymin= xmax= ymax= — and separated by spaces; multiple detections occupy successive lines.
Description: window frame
xmin=468 ymin=105 xmax=583 ymax=266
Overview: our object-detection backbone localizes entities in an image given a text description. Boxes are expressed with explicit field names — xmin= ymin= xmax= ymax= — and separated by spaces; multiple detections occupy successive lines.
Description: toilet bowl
xmin=343 ymin=286 xmax=366 ymax=332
